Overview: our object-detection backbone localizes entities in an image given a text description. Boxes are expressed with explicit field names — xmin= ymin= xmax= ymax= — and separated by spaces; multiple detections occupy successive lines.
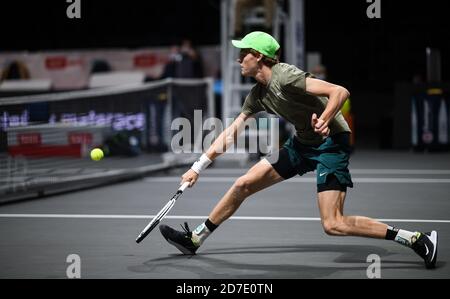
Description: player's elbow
xmin=344 ymin=88 xmax=350 ymax=99
xmin=337 ymin=86 xmax=350 ymax=99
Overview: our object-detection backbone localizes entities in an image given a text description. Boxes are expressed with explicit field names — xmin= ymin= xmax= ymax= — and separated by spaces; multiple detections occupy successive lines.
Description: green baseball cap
xmin=232 ymin=31 xmax=280 ymax=59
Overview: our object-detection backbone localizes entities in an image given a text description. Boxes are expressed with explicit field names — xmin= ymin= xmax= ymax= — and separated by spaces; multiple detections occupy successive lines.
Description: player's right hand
xmin=181 ymin=169 xmax=199 ymax=188
xmin=311 ymin=113 xmax=330 ymax=137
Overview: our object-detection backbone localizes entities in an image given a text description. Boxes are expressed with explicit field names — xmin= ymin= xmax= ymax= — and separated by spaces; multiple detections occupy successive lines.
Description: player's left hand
xmin=311 ymin=113 xmax=330 ymax=137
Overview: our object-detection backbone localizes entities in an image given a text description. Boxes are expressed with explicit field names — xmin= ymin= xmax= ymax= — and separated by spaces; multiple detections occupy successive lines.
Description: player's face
xmin=238 ymin=49 xmax=259 ymax=77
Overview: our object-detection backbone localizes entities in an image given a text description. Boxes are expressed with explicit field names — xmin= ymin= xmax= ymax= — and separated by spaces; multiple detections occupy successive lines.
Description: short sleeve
xmin=241 ymin=85 xmax=264 ymax=116
xmin=281 ymin=65 xmax=313 ymax=94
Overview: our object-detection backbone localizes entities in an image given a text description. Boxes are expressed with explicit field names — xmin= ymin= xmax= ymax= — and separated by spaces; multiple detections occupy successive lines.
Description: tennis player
xmin=160 ymin=31 xmax=438 ymax=269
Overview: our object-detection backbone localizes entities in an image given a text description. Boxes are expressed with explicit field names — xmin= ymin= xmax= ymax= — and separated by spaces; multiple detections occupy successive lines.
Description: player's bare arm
xmin=181 ymin=113 xmax=252 ymax=187
xmin=205 ymin=113 xmax=251 ymax=160
xmin=306 ymin=77 xmax=350 ymax=137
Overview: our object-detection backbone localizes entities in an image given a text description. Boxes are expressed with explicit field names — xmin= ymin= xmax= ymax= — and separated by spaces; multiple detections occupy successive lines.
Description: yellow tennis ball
xmin=341 ymin=98 xmax=352 ymax=116
xmin=90 ymin=148 xmax=104 ymax=161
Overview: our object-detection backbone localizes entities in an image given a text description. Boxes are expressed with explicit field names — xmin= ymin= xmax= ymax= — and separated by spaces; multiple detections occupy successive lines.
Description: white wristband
xmin=191 ymin=154 xmax=212 ymax=174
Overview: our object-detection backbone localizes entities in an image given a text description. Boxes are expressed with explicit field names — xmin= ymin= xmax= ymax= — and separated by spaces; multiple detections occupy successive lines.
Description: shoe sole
xmin=426 ymin=231 xmax=438 ymax=269
xmin=167 ymin=239 xmax=196 ymax=255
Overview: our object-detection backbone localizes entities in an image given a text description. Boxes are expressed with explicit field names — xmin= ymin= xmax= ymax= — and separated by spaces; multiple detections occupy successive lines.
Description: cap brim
xmin=231 ymin=40 xmax=249 ymax=49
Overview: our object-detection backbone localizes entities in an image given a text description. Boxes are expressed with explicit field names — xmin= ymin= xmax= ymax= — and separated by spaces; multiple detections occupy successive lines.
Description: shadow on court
xmin=128 ymin=244 xmax=427 ymax=278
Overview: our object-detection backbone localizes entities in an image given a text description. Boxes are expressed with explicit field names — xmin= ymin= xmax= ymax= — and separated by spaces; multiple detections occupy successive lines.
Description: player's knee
xmin=233 ymin=175 xmax=253 ymax=197
xmin=322 ymin=219 xmax=343 ymax=236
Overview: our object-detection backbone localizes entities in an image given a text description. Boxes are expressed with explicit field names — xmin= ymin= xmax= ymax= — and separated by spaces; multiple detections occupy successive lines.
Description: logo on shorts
xmin=319 ymin=172 xmax=327 ymax=177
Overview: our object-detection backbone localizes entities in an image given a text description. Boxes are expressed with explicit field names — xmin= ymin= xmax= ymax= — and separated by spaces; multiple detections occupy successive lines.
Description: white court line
xmin=205 ymin=169 xmax=450 ymax=175
xmin=0 ymin=214 xmax=450 ymax=224
xmin=3 ymin=169 xmax=450 ymax=175
xmin=143 ymin=177 xmax=450 ymax=184
xmin=2 ymin=168 xmax=450 ymax=175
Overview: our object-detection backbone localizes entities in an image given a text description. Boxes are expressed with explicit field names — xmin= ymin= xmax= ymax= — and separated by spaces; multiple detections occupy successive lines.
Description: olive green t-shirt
xmin=242 ymin=63 xmax=351 ymax=146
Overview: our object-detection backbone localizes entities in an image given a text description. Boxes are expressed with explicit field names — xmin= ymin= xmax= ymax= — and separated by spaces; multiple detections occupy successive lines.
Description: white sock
xmin=191 ymin=223 xmax=212 ymax=247
xmin=394 ymin=229 xmax=420 ymax=247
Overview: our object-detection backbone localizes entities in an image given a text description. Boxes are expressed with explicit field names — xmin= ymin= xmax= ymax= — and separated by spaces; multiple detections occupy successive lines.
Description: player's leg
xmin=312 ymin=133 xmax=388 ymax=238
xmin=190 ymin=142 xmax=307 ymax=248
xmin=313 ymin=133 xmax=438 ymax=268
xmin=159 ymin=138 xmax=304 ymax=255
xmin=317 ymin=186 xmax=390 ymax=239
xmin=317 ymin=176 xmax=438 ymax=269
xmin=208 ymin=159 xmax=283 ymax=225
xmin=159 ymin=158 xmax=285 ymax=254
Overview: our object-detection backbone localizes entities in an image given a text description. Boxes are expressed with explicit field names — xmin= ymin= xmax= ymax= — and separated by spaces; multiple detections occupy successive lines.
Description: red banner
xmin=68 ymin=133 xmax=93 ymax=145
xmin=45 ymin=56 xmax=68 ymax=70
xmin=17 ymin=133 xmax=41 ymax=146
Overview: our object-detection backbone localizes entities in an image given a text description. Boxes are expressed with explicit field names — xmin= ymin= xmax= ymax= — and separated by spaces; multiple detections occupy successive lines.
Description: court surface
xmin=0 ymin=151 xmax=449 ymax=279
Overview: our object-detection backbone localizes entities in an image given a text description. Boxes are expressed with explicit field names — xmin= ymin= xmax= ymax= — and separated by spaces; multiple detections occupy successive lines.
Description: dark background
xmin=2 ymin=0 xmax=448 ymax=85
xmin=1 ymin=0 xmax=449 ymax=147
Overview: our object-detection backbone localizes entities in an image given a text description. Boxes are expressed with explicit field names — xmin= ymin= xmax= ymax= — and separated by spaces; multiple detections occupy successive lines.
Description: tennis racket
xmin=135 ymin=182 xmax=190 ymax=243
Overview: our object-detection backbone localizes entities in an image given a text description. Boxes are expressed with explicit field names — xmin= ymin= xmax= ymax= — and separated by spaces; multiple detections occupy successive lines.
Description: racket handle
xmin=179 ymin=182 xmax=190 ymax=192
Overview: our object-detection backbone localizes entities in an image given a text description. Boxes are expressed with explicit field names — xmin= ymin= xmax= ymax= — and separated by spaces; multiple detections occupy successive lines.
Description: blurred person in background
xmin=1 ymin=60 xmax=30 ymax=81
xmin=90 ymin=59 xmax=112 ymax=74
xmin=149 ymin=39 xmax=206 ymax=151
xmin=179 ymin=39 xmax=204 ymax=79
xmin=162 ymin=39 xmax=206 ymax=147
